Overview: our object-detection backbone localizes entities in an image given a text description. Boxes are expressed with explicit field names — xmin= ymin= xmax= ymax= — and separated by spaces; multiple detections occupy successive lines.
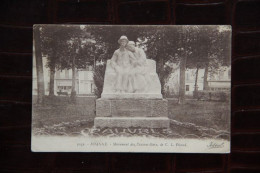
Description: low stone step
xmin=94 ymin=117 xmax=170 ymax=128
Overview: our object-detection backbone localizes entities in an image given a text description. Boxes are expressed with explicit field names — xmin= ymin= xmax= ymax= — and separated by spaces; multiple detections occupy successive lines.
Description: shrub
xmin=197 ymin=90 xmax=229 ymax=101
xmin=93 ymin=64 xmax=106 ymax=98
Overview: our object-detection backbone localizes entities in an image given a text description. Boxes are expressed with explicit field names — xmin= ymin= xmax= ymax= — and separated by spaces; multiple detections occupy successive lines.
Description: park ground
xmin=32 ymin=96 xmax=230 ymax=139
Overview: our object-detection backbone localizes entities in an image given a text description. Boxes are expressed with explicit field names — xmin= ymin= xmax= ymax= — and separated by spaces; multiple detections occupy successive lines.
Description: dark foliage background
xmin=1 ymin=0 xmax=260 ymax=173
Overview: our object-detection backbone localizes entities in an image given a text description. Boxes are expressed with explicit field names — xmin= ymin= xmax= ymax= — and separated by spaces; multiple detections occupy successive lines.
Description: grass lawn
xmin=32 ymin=96 xmax=95 ymax=128
xmin=32 ymin=96 xmax=230 ymax=138
xmin=168 ymin=99 xmax=230 ymax=132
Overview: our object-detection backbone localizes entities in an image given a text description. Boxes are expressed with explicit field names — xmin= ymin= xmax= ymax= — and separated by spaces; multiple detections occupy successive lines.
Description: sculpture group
xmin=111 ymin=36 xmax=149 ymax=93
xmin=102 ymin=36 xmax=162 ymax=99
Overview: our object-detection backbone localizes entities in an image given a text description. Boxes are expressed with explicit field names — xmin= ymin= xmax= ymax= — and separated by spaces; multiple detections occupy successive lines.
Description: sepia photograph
xmin=32 ymin=25 xmax=231 ymax=153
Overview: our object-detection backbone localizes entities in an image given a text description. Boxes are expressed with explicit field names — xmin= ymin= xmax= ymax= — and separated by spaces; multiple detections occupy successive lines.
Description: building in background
xmin=208 ymin=66 xmax=231 ymax=92
xmin=166 ymin=65 xmax=231 ymax=96
xmin=77 ymin=66 xmax=95 ymax=95
xmin=33 ymin=57 xmax=95 ymax=96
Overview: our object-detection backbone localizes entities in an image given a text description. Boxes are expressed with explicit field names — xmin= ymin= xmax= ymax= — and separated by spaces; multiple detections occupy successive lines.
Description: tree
xmin=178 ymin=55 xmax=186 ymax=104
xmin=203 ymin=26 xmax=231 ymax=90
xmin=33 ymin=25 xmax=45 ymax=104
xmin=40 ymin=25 xmax=95 ymax=101
xmin=177 ymin=26 xmax=196 ymax=104
xmin=139 ymin=26 xmax=181 ymax=96
xmin=40 ymin=26 xmax=66 ymax=97
xmin=67 ymin=30 xmax=98 ymax=102
xmin=193 ymin=64 xmax=200 ymax=98
xmin=184 ymin=26 xmax=231 ymax=93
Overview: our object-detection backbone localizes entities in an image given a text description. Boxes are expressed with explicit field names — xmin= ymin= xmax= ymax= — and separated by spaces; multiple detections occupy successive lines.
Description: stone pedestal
xmin=94 ymin=99 xmax=170 ymax=128
xmin=95 ymin=117 xmax=170 ymax=128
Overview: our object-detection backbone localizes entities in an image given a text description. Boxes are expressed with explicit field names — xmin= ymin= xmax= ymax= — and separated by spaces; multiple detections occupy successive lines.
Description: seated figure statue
xmin=126 ymin=41 xmax=150 ymax=93
xmin=110 ymin=36 xmax=136 ymax=93
xmin=101 ymin=36 xmax=162 ymax=99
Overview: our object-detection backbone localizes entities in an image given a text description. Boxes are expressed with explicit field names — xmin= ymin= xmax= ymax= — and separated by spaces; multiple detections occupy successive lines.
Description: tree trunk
xmin=193 ymin=65 xmax=199 ymax=98
xmin=160 ymin=59 xmax=165 ymax=97
xmin=203 ymin=61 xmax=209 ymax=90
xmin=34 ymin=26 xmax=45 ymax=104
xmin=49 ymin=64 xmax=55 ymax=96
xmin=178 ymin=56 xmax=186 ymax=104
xmin=178 ymin=28 xmax=188 ymax=104
xmin=71 ymin=57 xmax=76 ymax=103
xmin=157 ymin=54 xmax=165 ymax=97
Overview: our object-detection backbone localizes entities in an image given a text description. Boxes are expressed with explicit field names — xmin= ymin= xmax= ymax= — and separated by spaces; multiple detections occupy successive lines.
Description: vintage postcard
xmin=32 ymin=25 xmax=231 ymax=153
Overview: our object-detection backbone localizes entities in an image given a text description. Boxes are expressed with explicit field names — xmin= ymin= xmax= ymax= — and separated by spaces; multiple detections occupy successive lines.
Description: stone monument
xmin=94 ymin=36 xmax=170 ymax=128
